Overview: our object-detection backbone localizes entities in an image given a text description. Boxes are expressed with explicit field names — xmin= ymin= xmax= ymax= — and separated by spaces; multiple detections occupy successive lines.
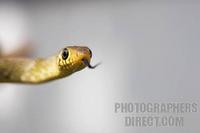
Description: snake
xmin=0 ymin=46 xmax=99 ymax=84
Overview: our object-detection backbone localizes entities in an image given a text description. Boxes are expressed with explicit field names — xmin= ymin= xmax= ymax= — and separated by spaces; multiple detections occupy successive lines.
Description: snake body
xmin=0 ymin=46 xmax=98 ymax=84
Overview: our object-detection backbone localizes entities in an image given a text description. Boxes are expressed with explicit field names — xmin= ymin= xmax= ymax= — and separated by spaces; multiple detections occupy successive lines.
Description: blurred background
xmin=0 ymin=0 xmax=199 ymax=133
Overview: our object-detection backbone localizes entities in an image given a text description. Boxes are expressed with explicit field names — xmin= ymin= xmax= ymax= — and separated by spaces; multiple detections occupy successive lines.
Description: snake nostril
xmin=88 ymin=49 xmax=92 ymax=58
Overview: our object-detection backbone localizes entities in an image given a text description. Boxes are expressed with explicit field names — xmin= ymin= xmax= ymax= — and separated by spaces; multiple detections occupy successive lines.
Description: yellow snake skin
xmin=0 ymin=46 xmax=97 ymax=84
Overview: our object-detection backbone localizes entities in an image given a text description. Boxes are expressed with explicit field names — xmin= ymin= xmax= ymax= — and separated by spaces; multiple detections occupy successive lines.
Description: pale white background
xmin=0 ymin=1 xmax=199 ymax=133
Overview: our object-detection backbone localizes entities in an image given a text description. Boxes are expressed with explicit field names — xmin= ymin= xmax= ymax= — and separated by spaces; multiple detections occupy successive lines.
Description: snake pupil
xmin=62 ymin=48 xmax=69 ymax=60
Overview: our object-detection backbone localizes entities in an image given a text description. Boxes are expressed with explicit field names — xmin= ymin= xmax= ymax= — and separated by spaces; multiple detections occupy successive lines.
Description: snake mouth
xmin=82 ymin=58 xmax=100 ymax=69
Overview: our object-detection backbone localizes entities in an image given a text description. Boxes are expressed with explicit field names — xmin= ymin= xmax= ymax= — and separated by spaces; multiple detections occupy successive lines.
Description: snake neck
xmin=21 ymin=56 xmax=60 ymax=83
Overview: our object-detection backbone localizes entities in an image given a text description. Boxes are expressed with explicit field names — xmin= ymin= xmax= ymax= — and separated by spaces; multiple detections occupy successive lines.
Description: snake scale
xmin=0 ymin=46 xmax=99 ymax=84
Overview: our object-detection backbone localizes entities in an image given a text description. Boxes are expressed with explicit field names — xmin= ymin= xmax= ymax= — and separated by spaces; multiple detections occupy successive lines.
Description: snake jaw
xmin=82 ymin=58 xmax=100 ymax=69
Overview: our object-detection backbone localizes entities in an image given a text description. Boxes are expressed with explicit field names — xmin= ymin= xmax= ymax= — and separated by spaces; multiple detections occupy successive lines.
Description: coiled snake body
xmin=0 ymin=46 xmax=99 ymax=84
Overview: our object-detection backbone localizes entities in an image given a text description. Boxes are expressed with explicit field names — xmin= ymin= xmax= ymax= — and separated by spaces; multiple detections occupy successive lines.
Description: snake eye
xmin=62 ymin=48 xmax=69 ymax=60
xmin=88 ymin=49 xmax=92 ymax=58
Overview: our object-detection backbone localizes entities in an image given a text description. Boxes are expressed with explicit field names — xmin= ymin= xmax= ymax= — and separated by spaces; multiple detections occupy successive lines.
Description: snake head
xmin=57 ymin=46 xmax=99 ymax=76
